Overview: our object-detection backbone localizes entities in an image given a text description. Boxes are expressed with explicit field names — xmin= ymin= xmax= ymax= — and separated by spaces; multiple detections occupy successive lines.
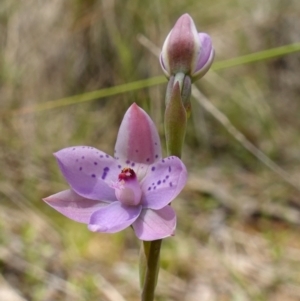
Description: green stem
xmin=140 ymin=72 xmax=187 ymax=301
xmin=141 ymin=240 xmax=162 ymax=301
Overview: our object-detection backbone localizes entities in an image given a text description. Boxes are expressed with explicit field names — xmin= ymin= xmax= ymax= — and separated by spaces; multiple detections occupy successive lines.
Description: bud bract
xmin=164 ymin=81 xmax=187 ymax=157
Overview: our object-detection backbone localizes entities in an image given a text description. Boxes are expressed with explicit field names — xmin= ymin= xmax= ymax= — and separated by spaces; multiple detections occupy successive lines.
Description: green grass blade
xmin=13 ymin=43 xmax=300 ymax=115
xmin=12 ymin=76 xmax=166 ymax=116
xmin=212 ymin=42 xmax=300 ymax=70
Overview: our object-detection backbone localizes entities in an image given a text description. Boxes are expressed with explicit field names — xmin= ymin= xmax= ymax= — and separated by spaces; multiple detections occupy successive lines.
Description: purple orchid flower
xmin=43 ymin=103 xmax=187 ymax=241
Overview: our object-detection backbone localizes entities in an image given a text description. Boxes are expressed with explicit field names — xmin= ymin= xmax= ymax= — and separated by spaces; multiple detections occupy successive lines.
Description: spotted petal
xmin=43 ymin=189 xmax=105 ymax=223
xmin=115 ymin=103 xmax=162 ymax=166
xmin=133 ymin=206 xmax=176 ymax=241
xmin=140 ymin=156 xmax=187 ymax=210
xmin=55 ymin=146 xmax=119 ymax=201
xmin=88 ymin=202 xmax=142 ymax=233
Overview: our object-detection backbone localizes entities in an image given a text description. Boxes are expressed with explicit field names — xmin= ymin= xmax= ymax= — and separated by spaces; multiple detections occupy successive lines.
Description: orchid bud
xmin=160 ymin=13 xmax=214 ymax=82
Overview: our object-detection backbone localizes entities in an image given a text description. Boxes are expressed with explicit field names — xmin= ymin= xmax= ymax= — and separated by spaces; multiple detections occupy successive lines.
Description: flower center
xmin=114 ymin=167 xmax=142 ymax=206
xmin=118 ymin=167 xmax=136 ymax=181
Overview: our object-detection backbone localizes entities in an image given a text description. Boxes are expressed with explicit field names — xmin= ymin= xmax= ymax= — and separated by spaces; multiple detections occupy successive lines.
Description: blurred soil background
xmin=1 ymin=0 xmax=300 ymax=300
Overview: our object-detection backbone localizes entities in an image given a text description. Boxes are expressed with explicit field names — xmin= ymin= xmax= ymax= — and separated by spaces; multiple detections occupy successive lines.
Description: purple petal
xmin=43 ymin=189 xmax=105 ymax=223
xmin=193 ymin=33 xmax=214 ymax=79
xmin=133 ymin=206 xmax=176 ymax=241
xmin=88 ymin=202 xmax=142 ymax=233
xmin=114 ymin=103 xmax=162 ymax=165
xmin=165 ymin=13 xmax=199 ymax=75
xmin=160 ymin=33 xmax=172 ymax=77
xmin=195 ymin=33 xmax=213 ymax=72
xmin=140 ymin=156 xmax=187 ymax=210
xmin=55 ymin=146 xmax=119 ymax=201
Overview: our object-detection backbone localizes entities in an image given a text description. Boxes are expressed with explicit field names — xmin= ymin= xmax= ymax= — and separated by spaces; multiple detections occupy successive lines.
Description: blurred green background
xmin=1 ymin=0 xmax=300 ymax=300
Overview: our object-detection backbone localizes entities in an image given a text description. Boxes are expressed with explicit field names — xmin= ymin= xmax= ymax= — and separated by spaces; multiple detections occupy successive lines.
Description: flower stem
xmin=141 ymin=239 xmax=162 ymax=301
xmin=140 ymin=71 xmax=186 ymax=301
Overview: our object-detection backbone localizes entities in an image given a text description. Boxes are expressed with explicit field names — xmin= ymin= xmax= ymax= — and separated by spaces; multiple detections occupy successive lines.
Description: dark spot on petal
xmin=166 ymin=175 xmax=169 ymax=179
xmin=169 ymin=182 xmax=173 ymax=187
xmin=76 ymin=159 xmax=78 ymax=162
xmin=152 ymin=182 xmax=155 ymax=186
xmin=155 ymin=154 xmax=158 ymax=158
xmin=162 ymin=160 xmax=165 ymax=163
xmin=72 ymin=148 xmax=75 ymax=150
xmin=146 ymin=158 xmax=150 ymax=162
xmin=157 ymin=180 xmax=161 ymax=185
xmin=151 ymin=166 xmax=155 ymax=171
xmin=131 ymin=162 xmax=135 ymax=167
xmin=100 ymin=155 xmax=103 ymax=158
xmin=79 ymin=167 xmax=82 ymax=171
xmin=82 ymin=156 xmax=85 ymax=159
xmin=118 ymin=165 xmax=122 ymax=169
xmin=163 ymin=180 xmax=166 ymax=183
xmin=102 ymin=172 xmax=107 ymax=180
xmin=154 ymin=186 xmax=157 ymax=190
xmin=169 ymin=166 xmax=171 ymax=172
xmin=91 ymin=174 xmax=96 ymax=178
xmin=106 ymin=154 xmax=109 ymax=158
xmin=126 ymin=160 xmax=130 ymax=164
xmin=94 ymin=162 xmax=98 ymax=165
xmin=135 ymin=149 xmax=139 ymax=153
xmin=155 ymin=142 xmax=158 ymax=145
xmin=148 ymin=187 xmax=151 ymax=191
xmin=104 ymin=167 xmax=109 ymax=172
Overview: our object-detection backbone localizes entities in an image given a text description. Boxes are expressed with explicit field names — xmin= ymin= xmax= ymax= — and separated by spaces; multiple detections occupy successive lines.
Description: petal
xmin=160 ymin=32 xmax=172 ymax=77
xmin=55 ymin=146 xmax=119 ymax=201
xmin=43 ymin=189 xmax=105 ymax=223
xmin=194 ymin=33 xmax=213 ymax=72
xmin=166 ymin=13 xmax=200 ymax=75
xmin=133 ymin=206 xmax=176 ymax=241
xmin=88 ymin=202 xmax=142 ymax=233
xmin=140 ymin=156 xmax=187 ymax=210
xmin=193 ymin=33 xmax=214 ymax=79
xmin=114 ymin=103 xmax=162 ymax=166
